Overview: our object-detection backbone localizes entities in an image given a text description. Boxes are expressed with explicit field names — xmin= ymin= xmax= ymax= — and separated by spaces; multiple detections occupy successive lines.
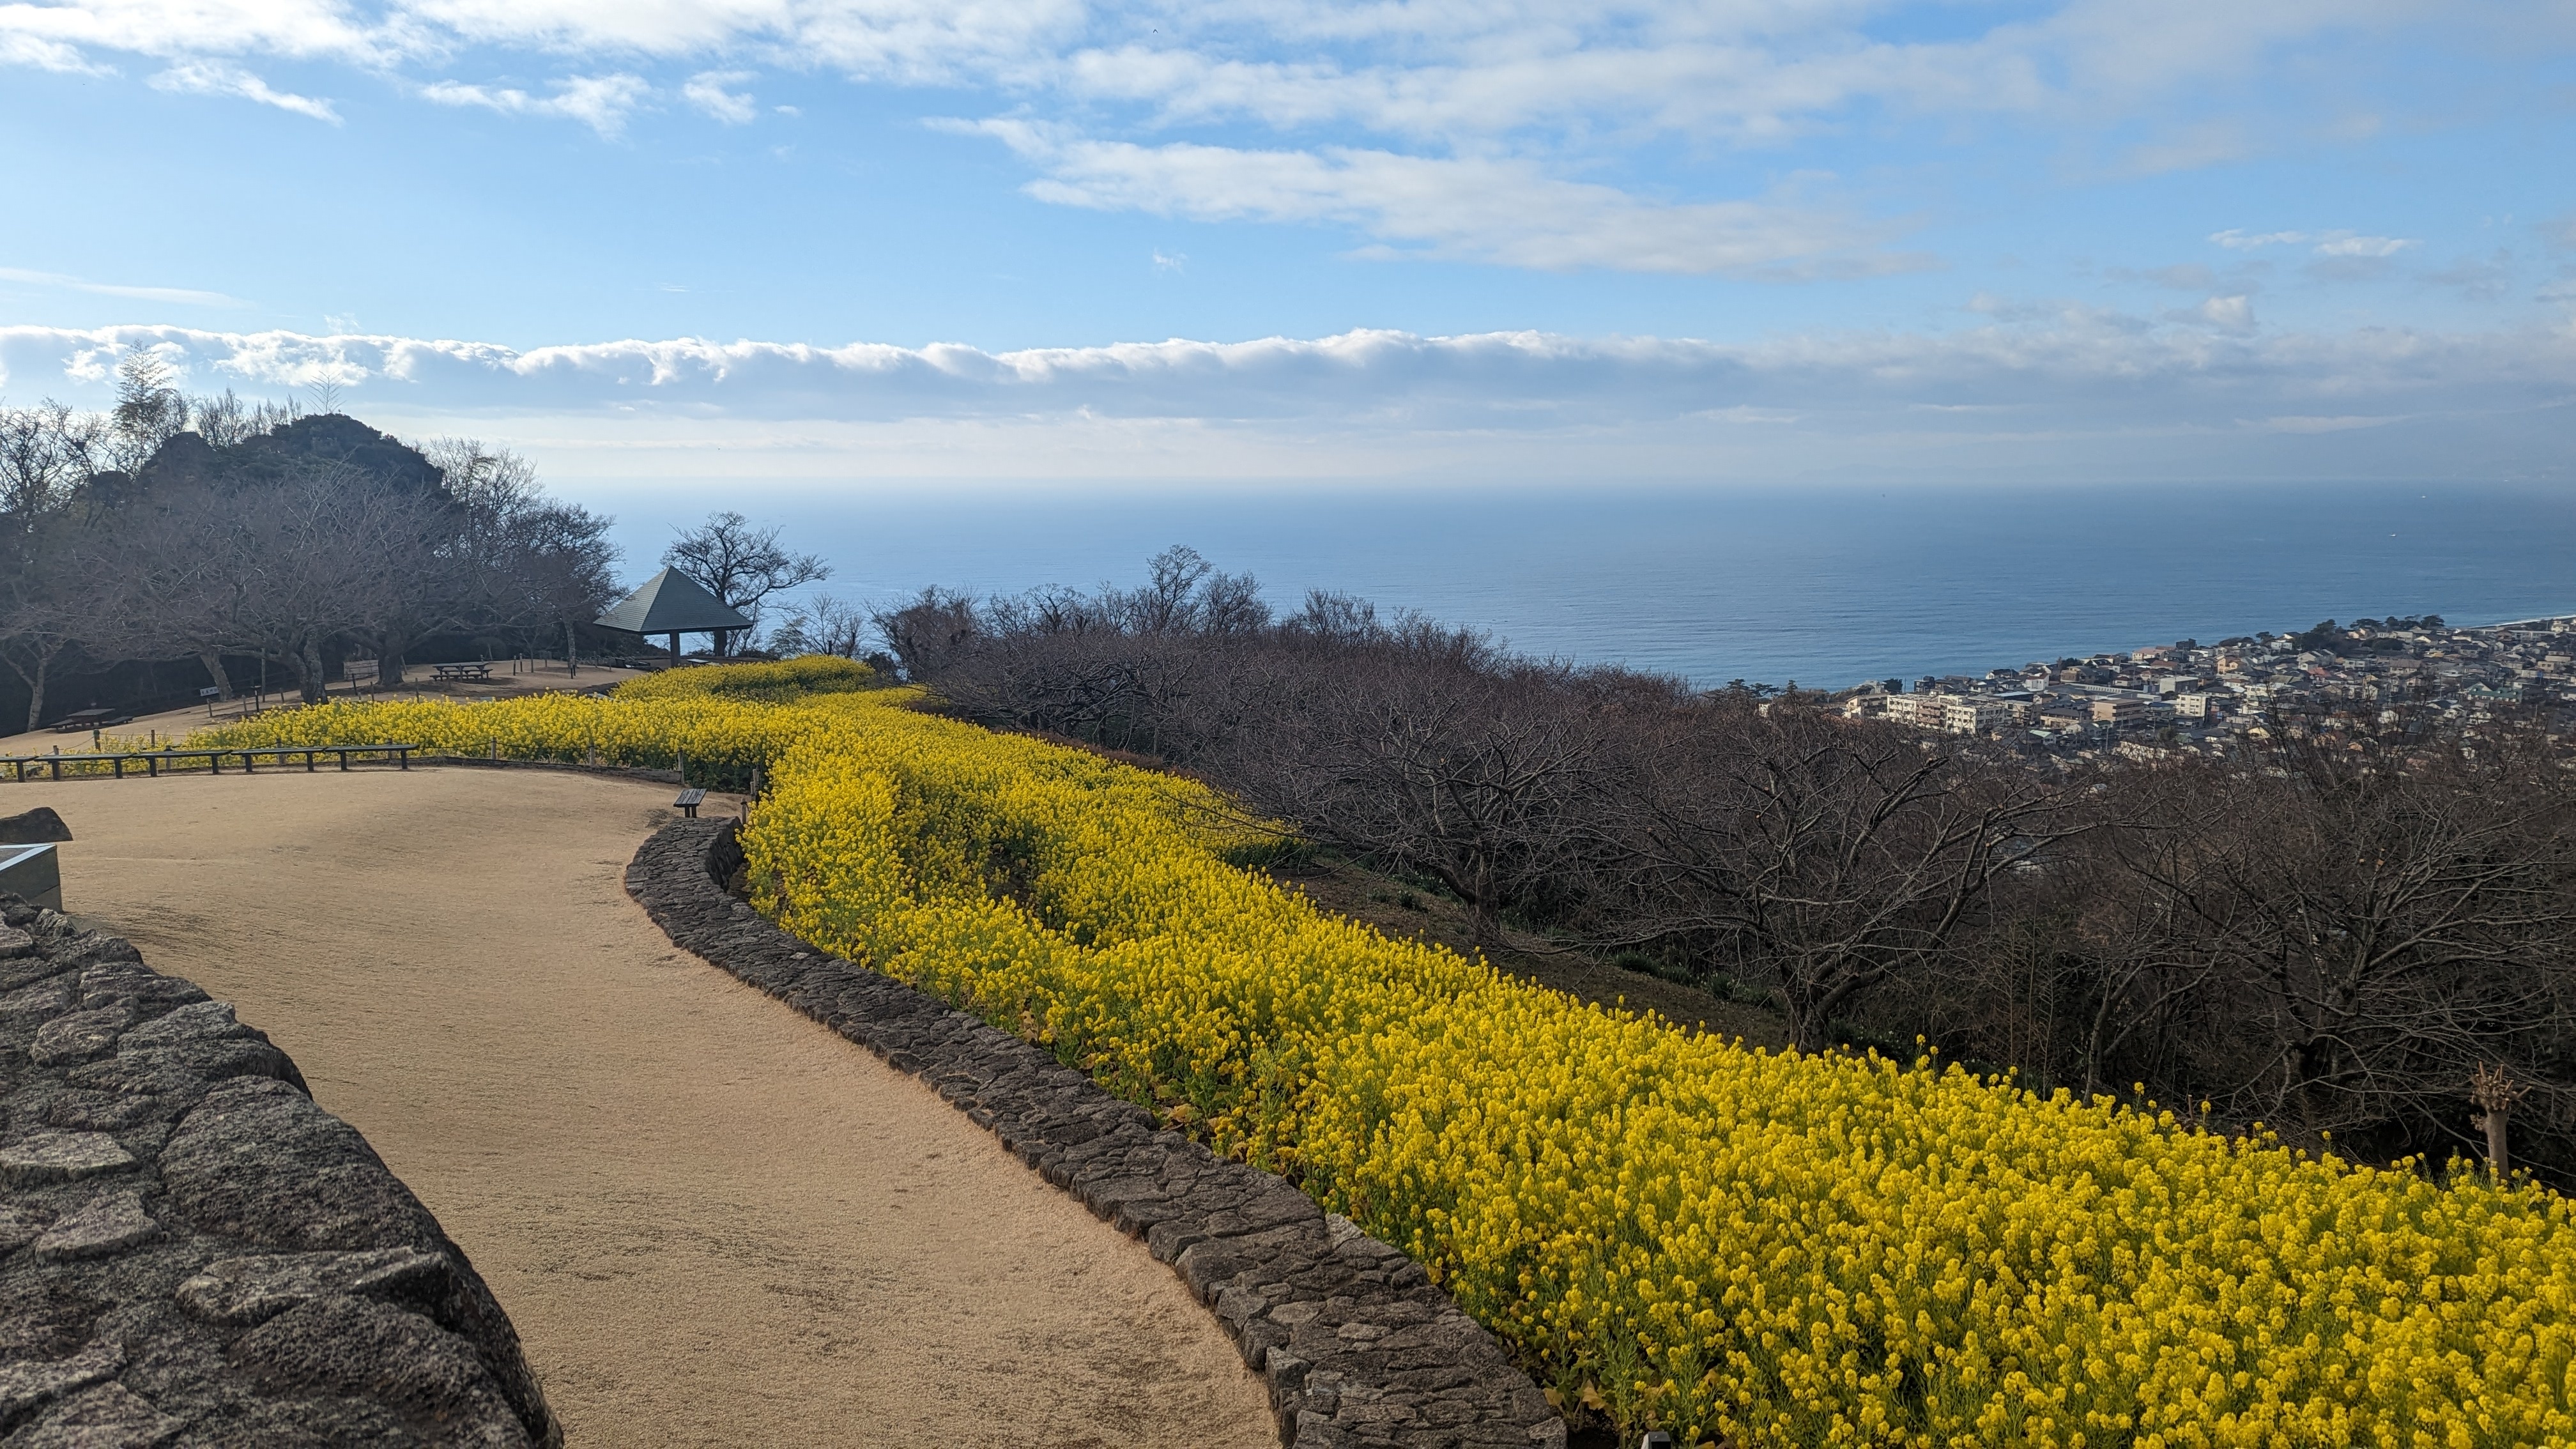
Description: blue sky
xmin=1 ymin=0 xmax=2571 ymax=491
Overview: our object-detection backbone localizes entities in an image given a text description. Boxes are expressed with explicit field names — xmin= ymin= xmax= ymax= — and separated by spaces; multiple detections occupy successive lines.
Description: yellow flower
xmin=203 ymin=660 xmax=2576 ymax=1449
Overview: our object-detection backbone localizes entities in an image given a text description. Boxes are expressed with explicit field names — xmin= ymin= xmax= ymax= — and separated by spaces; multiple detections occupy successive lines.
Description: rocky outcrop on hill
xmin=128 ymin=417 xmax=447 ymax=503
xmin=0 ymin=896 xmax=559 ymax=1448
xmin=627 ymin=818 xmax=1565 ymax=1449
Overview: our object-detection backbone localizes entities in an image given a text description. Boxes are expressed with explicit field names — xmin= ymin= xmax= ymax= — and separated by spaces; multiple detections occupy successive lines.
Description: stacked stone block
xmin=0 ymin=896 xmax=559 ymax=1448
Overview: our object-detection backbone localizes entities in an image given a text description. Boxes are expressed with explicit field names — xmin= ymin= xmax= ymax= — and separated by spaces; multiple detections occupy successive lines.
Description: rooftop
xmin=595 ymin=568 xmax=753 ymax=636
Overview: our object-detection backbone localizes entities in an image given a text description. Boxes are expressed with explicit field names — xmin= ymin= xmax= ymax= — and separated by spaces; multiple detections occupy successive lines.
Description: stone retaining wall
xmin=0 ymin=896 xmax=560 ymax=1448
xmin=625 ymin=818 xmax=1565 ymax=1449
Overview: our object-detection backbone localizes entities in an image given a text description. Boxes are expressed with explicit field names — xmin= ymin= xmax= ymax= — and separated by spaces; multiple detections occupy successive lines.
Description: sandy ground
xmin=4 ymin=769 xmax=1273 ymax=1449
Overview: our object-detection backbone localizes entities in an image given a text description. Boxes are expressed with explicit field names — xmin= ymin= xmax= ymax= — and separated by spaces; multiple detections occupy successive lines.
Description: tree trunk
xmin=1782 ymin=992 xmax=1827 ymax=1055
xmin=198 ymin=650 xmax=234 ymax=702
xmin=564 ymin=618 xmax=579 ymax=679
xmin=293 ymin=636 xmax=328 ymax=705
xmin=19 ymin=652 xmax=47 ymax=734
xmin=379 ymin=627 xmax=410 ymax=689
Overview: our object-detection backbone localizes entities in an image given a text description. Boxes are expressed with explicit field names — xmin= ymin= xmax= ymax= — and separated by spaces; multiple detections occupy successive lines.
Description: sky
xmin=1 ymin=0 xmax=2572 ymax=496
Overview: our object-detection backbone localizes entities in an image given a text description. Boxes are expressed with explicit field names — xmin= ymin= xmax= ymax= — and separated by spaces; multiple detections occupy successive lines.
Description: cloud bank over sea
xmin=4 ymin=318 xmax=2570 ymax=489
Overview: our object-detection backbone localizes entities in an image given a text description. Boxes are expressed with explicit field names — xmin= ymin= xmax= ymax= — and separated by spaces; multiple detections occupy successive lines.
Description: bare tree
xmin=0 ymin=524 xmax=100 ymax=731
xmin=424 ymin=438 xmax=618 ymax=675
xmin=2103 ymin=742 xmax=2576 ymax=1157
xmin=0 ymin=401 xmax=106 ymax=527
xmin=185 ymin=390 xmax=294 ymax=449
xmin=1598 ymin=703 xmax=2087 ymax=1052
xmin=772 ymin=594 xmax=871 ymax=658
xmin=868 ymin=587 xmax=981 ymax=679
xmin=1225 ymin=650 xmax=1618 ymax=940
xmin=106 ymin=461 xmax=441 ymax=704
xmin=663 ymin=510 xmax=828 ymax=654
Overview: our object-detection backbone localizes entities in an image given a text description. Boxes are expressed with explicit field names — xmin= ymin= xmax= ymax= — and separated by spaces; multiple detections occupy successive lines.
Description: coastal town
xmin=1837 ymin=613 xmax=2572 ymax=761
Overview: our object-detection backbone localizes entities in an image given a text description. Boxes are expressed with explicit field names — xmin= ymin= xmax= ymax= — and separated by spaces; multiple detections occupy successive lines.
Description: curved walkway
xmin=3 ymin=769 xmax=1273 ymax=1448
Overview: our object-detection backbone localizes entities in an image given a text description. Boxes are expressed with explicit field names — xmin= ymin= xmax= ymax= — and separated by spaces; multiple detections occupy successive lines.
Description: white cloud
xmin=2 ymin=316 xmax=2564 ymax=489
xmin=2212 ymin=228 xmax=2419 ymax=257
xmin=2192 ymin=295 xmax=2254 ymax=332
xmin=0 ymin=0 xmax=397 ymax=68
xmin=422 ymin=73 xmax=650 ymax=137
xmin=953 ymin=119 xmax=1911 ymax=275
xmin=386 ymin=0 xmax=1087 ymax=84
xmin=2211 ymin=229 xmax=2310 ymax=249
xmin=682 ymin=69 xmax=756 ymax=124
xmin=2312 ymin=233 xmax=2417 ymax=259
xmin=1055 ymin=34 xmax=2057 ymax=146
xmin=0 ymin=266 xmax=245 ymax=307
xmin=1 ymin=0 xmax=2409 ymax=132
xmin=0 ymin=29 xmax=106 ymax=72
xmin=148 ymin=59 xmax=340 ymax=122
xmin=2246 ymin=414 xmax=2405 ymax=434
xmin=0 ymin=0 xmax=2477 ymax=148
xmin=0 ymin=0 xmax=2512 ymax=275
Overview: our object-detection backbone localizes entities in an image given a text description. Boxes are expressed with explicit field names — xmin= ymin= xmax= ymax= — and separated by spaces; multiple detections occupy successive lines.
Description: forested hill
xmin=0 ymin=369 xmax=618 ymax=734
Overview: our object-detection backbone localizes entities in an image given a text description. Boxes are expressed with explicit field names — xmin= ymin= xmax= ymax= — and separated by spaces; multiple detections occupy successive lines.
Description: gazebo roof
xmin=595 ymin=567 xmax=753 ymax=634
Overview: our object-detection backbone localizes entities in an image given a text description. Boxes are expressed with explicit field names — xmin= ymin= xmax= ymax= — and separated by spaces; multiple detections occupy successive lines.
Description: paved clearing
xmin=6 ymin=768 xmax=1271 ymax=1448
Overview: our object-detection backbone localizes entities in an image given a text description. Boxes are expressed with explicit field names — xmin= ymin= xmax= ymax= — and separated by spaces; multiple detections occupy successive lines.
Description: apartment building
xmin=1941 ymin=698 xmax=2016 ymax=734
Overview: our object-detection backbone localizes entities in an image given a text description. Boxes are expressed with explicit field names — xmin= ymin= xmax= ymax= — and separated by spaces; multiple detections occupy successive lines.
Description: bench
xmin=672 ymin=788 xmax=708 ymax=818
xmin=432 ymin=663 xmax=492 ymax=683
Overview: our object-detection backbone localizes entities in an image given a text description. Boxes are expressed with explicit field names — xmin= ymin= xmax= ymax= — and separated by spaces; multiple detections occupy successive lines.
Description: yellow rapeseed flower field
xmin=176 ymin=664 xmax=2576 ymax=1446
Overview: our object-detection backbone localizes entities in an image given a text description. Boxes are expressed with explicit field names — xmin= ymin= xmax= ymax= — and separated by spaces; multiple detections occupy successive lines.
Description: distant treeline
xmin=0 ymin=357 xmax=620 ymax=733
xmin=877 ymin=546 xmax=2576 ymax=1187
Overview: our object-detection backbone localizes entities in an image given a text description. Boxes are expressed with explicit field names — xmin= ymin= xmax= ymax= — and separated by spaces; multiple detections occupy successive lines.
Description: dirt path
xmin=6 ymin=769 xmax=1272 ymax=1449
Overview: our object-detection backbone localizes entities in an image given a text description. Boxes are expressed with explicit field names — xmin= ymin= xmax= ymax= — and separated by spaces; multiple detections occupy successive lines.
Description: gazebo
xmin=595 ymin=568 xmax=753 ymax=666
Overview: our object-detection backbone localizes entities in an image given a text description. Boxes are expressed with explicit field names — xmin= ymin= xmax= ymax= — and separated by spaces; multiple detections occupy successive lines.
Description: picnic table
xmin=433 ymin=663 xmax=493 ymax=683
xmin=52 ymin=707 xmax=131 ymax=733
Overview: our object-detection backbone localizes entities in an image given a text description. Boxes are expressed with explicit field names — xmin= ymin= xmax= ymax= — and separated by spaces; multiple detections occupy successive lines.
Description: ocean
xmin=599 ymin=482 xmax=2576 ymax=689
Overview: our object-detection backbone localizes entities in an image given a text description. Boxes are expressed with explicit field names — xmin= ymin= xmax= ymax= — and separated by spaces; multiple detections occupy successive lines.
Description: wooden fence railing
xmin=1 ymin=744 xmax=419 ymax=783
